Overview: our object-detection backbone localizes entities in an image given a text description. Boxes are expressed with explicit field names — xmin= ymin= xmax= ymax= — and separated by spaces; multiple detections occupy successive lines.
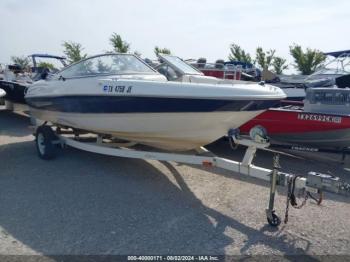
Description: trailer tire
xmin=35 ymin=126 xmax=57 ymax=160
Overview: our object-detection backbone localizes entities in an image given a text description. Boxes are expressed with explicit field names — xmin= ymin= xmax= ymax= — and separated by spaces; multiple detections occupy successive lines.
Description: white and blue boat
xmin=25 ymin=53 xmax=286 ymax=151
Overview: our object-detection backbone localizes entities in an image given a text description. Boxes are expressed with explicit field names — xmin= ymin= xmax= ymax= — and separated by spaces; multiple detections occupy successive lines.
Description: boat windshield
xmin=310 ymin=54 xmax=350 ymax=76
xmin=159 ymin=54 xmax=202 ymax=75
xmin=59 ymin=54 xmax=156 ymax=78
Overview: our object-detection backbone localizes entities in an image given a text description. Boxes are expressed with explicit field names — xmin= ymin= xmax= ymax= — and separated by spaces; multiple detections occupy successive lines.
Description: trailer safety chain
xmin=290 ymin=175 xmax=307 ymax=208
xmin=308 ymin=191 xmax=323 ymax=205
xmin=284 ymin=175 xmax=323 ymax=224
xmin=284 ymin=176 xmax=294 ymax=224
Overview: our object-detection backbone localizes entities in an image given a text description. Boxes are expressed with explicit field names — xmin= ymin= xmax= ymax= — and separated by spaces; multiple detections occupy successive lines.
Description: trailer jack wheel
xmin=35 ymin=126 xmax=57 ymax=160
xmin=266 ymin=210 xmax=281 ymax=227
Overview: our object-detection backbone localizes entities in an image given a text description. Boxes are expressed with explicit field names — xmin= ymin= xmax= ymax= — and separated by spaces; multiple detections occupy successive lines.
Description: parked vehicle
xmin=0 ymin=54 xmax=66 ymax=105
xmin=240 ymin=81 xmax=350 ymax=151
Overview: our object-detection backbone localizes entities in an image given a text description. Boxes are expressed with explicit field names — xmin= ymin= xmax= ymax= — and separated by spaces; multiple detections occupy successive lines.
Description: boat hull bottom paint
xmin=30 ymin=109 xmax=264 ymax=151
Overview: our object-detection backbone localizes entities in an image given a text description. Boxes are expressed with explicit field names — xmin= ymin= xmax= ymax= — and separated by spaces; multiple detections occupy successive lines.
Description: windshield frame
xmin=158 ymin=54 xmax=203 ymax=76
xmin=57 ymin=53 xmax=159 ymax=79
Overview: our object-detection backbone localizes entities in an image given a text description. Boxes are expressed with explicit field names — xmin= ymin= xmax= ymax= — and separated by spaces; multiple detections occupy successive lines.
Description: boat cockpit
xmin=153 ymin=54 xmax=253 ymax=85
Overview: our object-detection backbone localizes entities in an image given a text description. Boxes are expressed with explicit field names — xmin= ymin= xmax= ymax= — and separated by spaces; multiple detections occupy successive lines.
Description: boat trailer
xmin=33 ymin=124 xmax=350 ymax=227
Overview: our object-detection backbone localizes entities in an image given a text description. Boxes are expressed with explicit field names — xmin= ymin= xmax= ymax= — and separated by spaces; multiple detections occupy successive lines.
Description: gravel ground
xmin=0 ymin=109 xmax=349 ymax=256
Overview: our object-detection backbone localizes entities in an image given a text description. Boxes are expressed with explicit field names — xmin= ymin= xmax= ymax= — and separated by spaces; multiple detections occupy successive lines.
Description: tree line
xmin=10 ymin=33 xmax=172 ymax=70
xmin=228 ymin=43 xmax=326 ymax=75
xmin=10 ymin=33 xmax=326 ymax=75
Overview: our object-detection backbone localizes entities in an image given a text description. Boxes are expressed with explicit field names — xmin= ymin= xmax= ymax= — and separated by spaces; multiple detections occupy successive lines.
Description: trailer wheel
xmin=35 ymin=126 xmax=57 ymax=160
xmin=267 ymin=212 xmax=281 ymax=227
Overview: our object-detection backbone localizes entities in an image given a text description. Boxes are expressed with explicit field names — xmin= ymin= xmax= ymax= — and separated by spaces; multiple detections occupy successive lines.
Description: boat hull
xmin=270 ymin=128 xmax=350 ymax=149
xmin=30 ymin=108 xmax=264 ymax=151
xmin=240 ymin=109 xmax=350 ymax=149
xmin=25 ymin=73 xmax=286 ymax=151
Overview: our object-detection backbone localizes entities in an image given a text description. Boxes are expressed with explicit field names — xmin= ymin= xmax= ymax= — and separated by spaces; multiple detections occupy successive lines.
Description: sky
xmin=1 ymin=0 xmax=349 ymax=72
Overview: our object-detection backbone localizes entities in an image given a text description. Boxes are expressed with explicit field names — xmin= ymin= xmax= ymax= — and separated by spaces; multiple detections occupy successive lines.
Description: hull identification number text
xmin=297 ymin=113 xmax=342 ymax=123
xmin=103 ymin=85 xmax=132 ymax=94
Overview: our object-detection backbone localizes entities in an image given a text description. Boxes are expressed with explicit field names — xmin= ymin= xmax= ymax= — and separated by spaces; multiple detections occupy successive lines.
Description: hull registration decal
xmin=103 ymin=85 xmax=132 ymax=94
xmin=297 ymin=113 xmax=342 ymax=124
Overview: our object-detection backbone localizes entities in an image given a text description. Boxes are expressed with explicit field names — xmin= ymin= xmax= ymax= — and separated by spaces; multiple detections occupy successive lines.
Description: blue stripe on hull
xmin=26 ymin=96 xmax=277 ymax=113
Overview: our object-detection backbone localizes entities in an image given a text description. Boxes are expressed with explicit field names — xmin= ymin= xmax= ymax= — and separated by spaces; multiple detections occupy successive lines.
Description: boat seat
xmin=197 ymin=58 xmax=206 ymax=68
xmin=215 ymin=59 xmax=225 ymax=69
xmin=32 ymin=67 xmax=50 ymax=81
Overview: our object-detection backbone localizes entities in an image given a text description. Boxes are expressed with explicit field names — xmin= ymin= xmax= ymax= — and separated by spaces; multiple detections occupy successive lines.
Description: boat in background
xmin=240 ymin=85 xmax=350 ymax=151
xmin=269 ymin=50 xmax=350 ymax=101
xmin=300 ymin=50 xmax=350 ymax=88
xmin=154 ymin=54 xmax=258 ymax=86
xmin=0 ymin=54 xmax=66 ymax=107
xmin=190 ymin=58 xmax=260 ymax=81
xmin=25 ymin=53 xmax=286 ymax=151
xmin=188 ymin=57 xmax=307 ymax=100
xmin=154 ymin=54 xmax=310 ymax=103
